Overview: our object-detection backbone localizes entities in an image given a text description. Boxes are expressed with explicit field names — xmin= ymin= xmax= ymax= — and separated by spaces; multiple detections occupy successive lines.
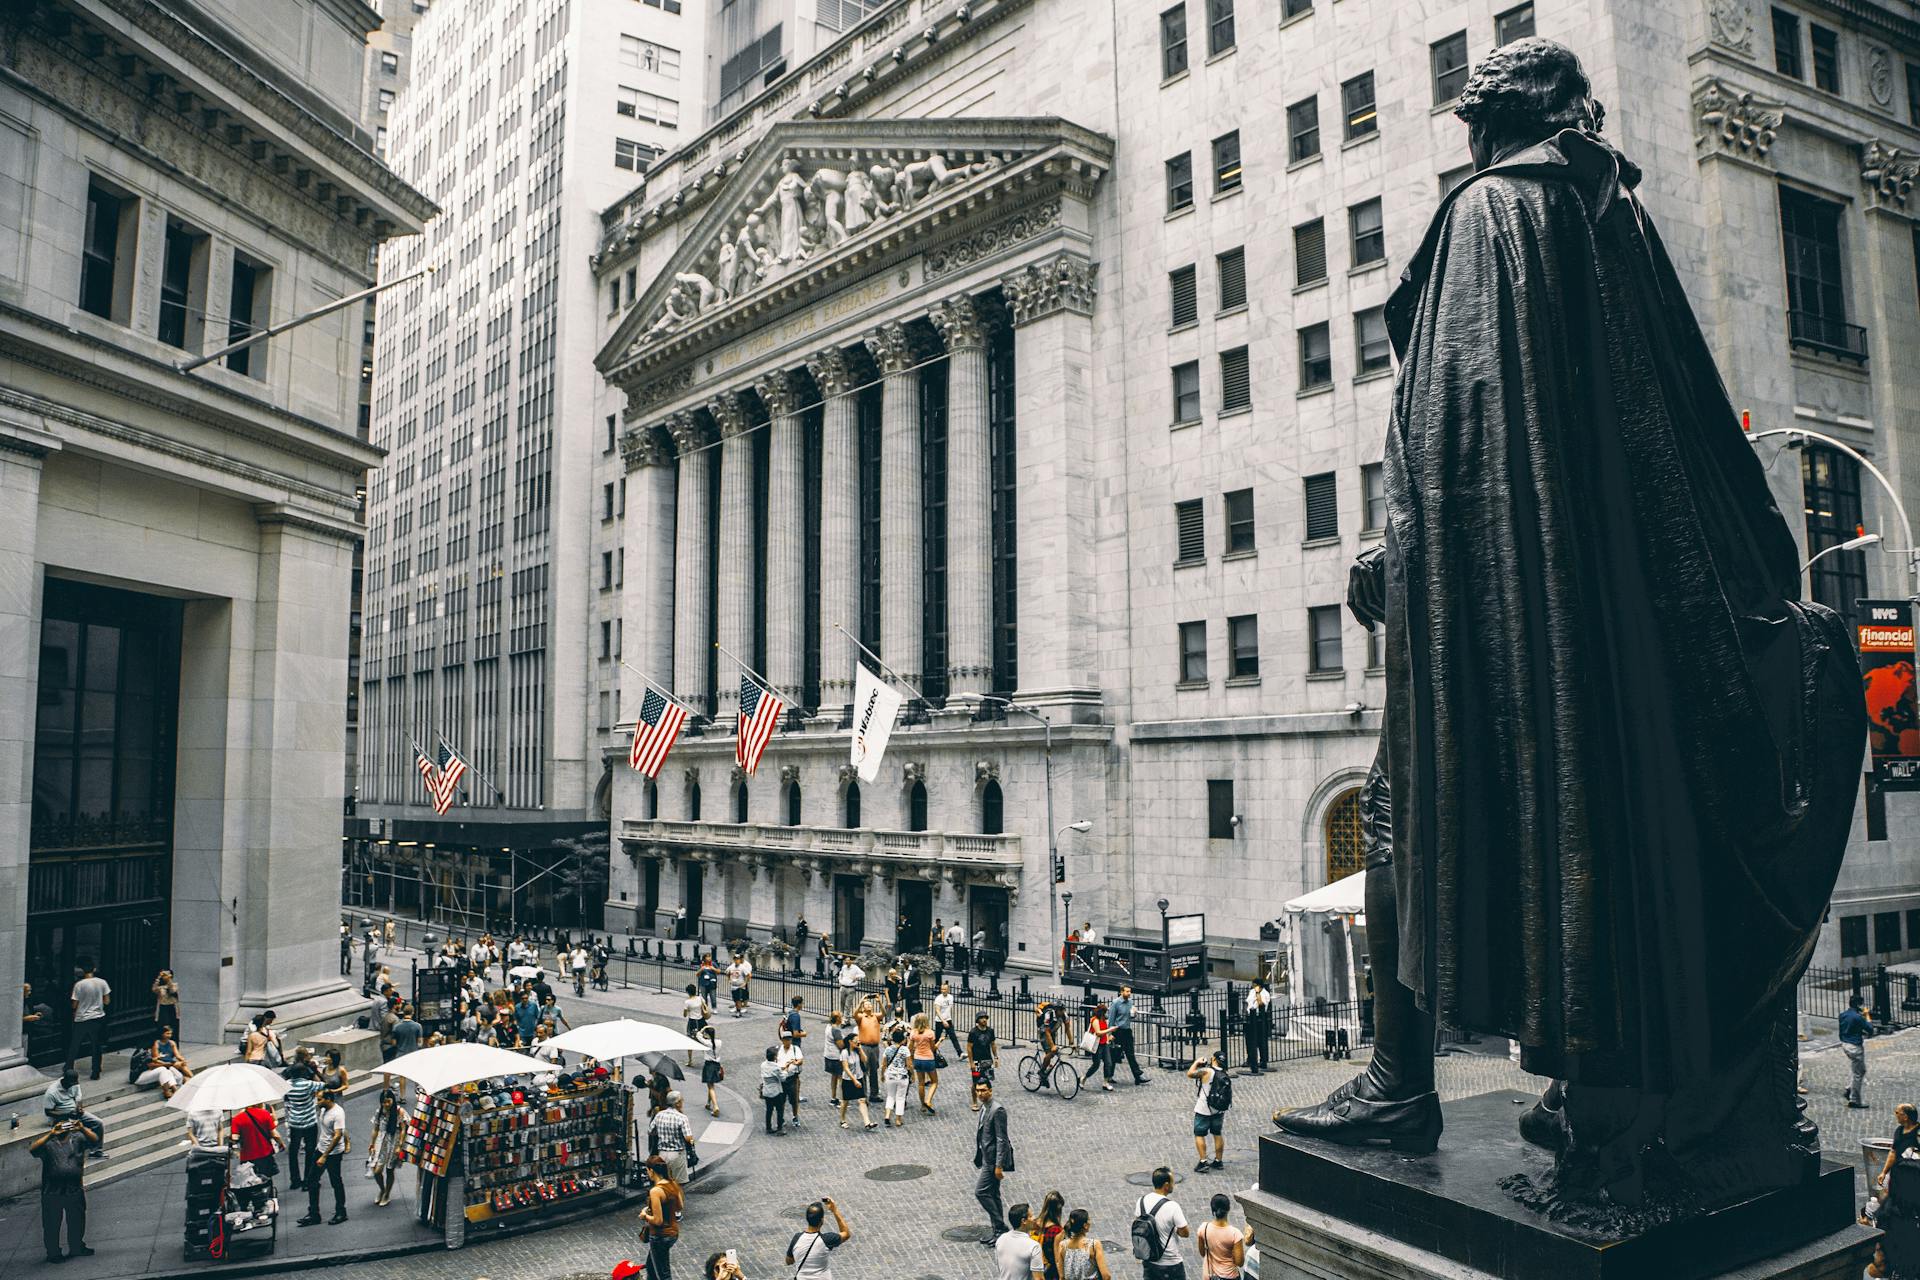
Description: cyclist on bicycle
xmin=1036 ymin=1000 xmax=1066 ymax=1081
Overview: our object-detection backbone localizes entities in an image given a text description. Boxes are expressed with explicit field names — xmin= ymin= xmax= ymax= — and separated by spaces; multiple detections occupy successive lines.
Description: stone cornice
xmin=0 ymin=303 xmax=383 ymax=479
xmin=255 ymin=502 xmax=364 ymax=545
xmin=91 ymin=0 xmax=434 ymax=223
xmin=1800 ymin=0 xmax=1920 ymax=48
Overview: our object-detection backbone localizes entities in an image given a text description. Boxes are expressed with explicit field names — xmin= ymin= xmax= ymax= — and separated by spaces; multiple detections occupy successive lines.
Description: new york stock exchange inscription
xmin=707 ymin=266 xmax=914 ymax=380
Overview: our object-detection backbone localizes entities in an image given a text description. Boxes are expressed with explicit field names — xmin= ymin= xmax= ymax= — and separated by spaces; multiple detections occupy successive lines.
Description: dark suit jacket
xmin=974 ymin=1100 xmax=1014 ymax=1171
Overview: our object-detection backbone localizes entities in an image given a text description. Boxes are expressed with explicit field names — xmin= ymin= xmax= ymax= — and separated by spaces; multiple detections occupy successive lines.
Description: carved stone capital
xmin=837 ymin=763 xmax=859 ymax=787
xmin=621 ymin=426 xmax=675 ymax=472
xmin=974 ymin=759 xmax=1000 ymax=787
xmin=709 ymin=391 xmax=752 ymax=439
xmin=780 ymin=764 xmax=802 ymax=786
xmin=1862 ymin=139 xmax=1919 ymax=211
xmin=902 ymin=761 xmax=927 ymax=786
xmin=755 ymin=369 xmax=803 ymax=419
xmin=682 ymin=766 xmax=702 ymax=788
xmin=731 ymin=764 xmax=750 ymax=786
xmin=929 ymin=295 xmax=987 ymax=351
xmin=1694 ymin=77 xmax=1782 ymax=164
xmin=806 ymin=348 xmax=855 ymax=397
xmin=669 ymin=410 xmax=712 ymax=456
xmin=863 ymin=321 xmax=915 ymax=375
xmin=1000 ymin=251 xmax=1099 ymax=326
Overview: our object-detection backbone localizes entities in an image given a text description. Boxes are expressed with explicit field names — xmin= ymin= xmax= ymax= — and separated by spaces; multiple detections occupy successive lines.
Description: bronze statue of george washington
xmin=1273 ymin=39 xmax=1866 ymax=1208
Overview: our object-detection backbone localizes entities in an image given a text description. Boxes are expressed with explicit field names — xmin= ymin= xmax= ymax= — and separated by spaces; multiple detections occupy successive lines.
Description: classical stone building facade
xmin=0 ymin=0 xmax=430 ymax=1075
xmin=593 ymin=0 xmax=1919 ymax=983
xmin=349 ymin=0 xmax=707 ymax=931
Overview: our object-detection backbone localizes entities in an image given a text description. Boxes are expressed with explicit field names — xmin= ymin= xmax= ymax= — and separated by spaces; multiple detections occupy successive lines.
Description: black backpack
xmin=1130 ymin=1195 xmax=1169 ymax=1261
xmin=1206 ymin=1069 xmax=1233 ymax=1113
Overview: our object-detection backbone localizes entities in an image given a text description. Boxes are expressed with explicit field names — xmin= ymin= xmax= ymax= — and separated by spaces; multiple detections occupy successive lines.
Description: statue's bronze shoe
xmin=1517 ymin=1082 xmax=1566 ymax=1152
xmin=1273 ymin=1089 xmax=1443 ymax=1154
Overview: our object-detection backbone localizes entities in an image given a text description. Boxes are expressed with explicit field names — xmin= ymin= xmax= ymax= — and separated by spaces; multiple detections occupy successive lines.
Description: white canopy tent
xmin=381 ymin=1044 xmax=555 ymax=1095
xmin=1282 ymin=869 xmax=1368 ymax=1010
xmin=541 ymin=1018 xmax=703 ymax=1062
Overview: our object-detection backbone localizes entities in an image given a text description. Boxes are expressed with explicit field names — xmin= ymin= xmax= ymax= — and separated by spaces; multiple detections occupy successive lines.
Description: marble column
xmin=227 ymin=512 xmax=362 ymax=1036
xmin=670 ymin=410 xmax=716 ymax=716
xmin=865 ymin=321 xmax=922 ymax=689
xmin=806 ymin=349 xmax=858 ymax=719
xmin=0 ymin=426 xmax=52 ymax=1088
xmin=748 ymin=859 xmax=779 ymax=944
xmin=931 ymin=296 xmax=991 ymax=699
xmin=620 ymin=425 xmax=678 ymax=700
xmin=999 ymin=253 xmax=1101 ymax=711
xmin=712 ymin=392 xmax=755 ymax=721
xmin=757 ymin=370 xmax=806 ymax=705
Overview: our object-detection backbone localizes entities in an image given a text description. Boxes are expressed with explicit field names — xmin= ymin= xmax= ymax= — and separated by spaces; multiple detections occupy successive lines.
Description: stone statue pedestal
xmin=1242 ymin=1091 xmax=1876 ymax=1280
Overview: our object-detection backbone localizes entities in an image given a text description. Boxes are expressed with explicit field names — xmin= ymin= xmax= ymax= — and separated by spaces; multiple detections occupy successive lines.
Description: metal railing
xmin=1788 ymin=310 xmax=1869 ymax=363
xmin=1799 ymin=963 xmax=1920 ymax=1029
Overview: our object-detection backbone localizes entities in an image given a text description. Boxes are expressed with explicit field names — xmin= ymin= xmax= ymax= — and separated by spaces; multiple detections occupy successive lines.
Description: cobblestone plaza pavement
xmin=248 ymin=969 xmax=1911 ymax=1280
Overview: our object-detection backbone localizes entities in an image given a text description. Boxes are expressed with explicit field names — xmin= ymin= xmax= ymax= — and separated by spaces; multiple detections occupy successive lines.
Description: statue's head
xmin=1455 ymin=38 xmax=1605 ymax=170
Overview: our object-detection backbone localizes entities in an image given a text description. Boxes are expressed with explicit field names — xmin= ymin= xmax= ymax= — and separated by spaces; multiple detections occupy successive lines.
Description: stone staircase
xmin=0 ymin=1045 xmax=381 ymax=1190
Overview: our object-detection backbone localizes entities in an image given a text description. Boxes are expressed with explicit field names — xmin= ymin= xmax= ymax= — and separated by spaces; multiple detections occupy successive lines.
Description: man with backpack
xmin=1186 ymin=1051 xmax=1230 ymax=1173
xmin=1131 ymin=1166 xmax=1191 ymax=1279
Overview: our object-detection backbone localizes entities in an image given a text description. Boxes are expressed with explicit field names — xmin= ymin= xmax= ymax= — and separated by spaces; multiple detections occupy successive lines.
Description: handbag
xmin=1078 ymin=1030 xmax=1099 ymax=1055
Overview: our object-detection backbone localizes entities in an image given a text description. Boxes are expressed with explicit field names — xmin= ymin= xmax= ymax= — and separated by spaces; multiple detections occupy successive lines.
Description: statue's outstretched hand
xmin=1347 ymin=544 xmax=1387 ymax=627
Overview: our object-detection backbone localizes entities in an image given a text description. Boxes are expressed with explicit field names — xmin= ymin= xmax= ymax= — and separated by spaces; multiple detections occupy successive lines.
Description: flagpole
xmin=439 ymin=730 xmax=503 ymax=804
xmin=616 ymin=659 xmax=713 ymax=724
xmin=832 ymin=622 xmax=935 ymax=705
xmin=712 ymin=639 xmax=776 ymax=692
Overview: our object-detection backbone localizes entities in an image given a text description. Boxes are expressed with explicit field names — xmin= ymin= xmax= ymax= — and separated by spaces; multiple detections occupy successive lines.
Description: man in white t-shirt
xmin=1187 ymin=1051 xmax=1229 ymax=1171
xmin=726 ymin=956 xmax=752 ymax=1018
xmin=65 ymin=964 xmax=111 ymax=1080
xmin=1136 ymin=1167 xmax=1191 ymax=1280
xmin=570 ymin=944 xmax=589 ymax=996
xmin=785 ymin=1197 xmax=850 ymax=1279
xmin=836 ymin=957 xmax=865 ymax=1016
xmin=993 ymin=1203 xmax=1045 ymax=1280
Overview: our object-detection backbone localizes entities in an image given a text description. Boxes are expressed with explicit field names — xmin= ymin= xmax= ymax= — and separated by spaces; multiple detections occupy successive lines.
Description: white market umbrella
xmin=382 ymin=1044 xmax=555 ymax=1094
xmin=509 ymin=965 xmax=542 ymax=980
xmin=164 ymin=1062 xmax=290 ymax=1113
xmin=543 ymin=1018 xmax=704 ymax=1061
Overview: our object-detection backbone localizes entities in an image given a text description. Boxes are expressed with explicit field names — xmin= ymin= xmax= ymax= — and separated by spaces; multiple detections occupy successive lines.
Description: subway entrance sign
xmin=1065 ymin=913 xmax=1208 ymax=995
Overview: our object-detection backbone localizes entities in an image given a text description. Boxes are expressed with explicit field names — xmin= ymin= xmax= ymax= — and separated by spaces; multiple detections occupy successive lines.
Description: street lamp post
xmin=1749 ymin=426 xmax=1919 ymax=600
xmin=950 ymin=692 xmax=1091 ymax=981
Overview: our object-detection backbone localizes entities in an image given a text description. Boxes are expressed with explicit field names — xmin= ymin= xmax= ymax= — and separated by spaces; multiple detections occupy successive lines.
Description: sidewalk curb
xmin=124 ymin=1083 xmax=753 ymax=1280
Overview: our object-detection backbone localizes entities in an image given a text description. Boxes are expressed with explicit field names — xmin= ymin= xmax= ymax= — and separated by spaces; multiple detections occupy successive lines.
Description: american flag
xmin=735 ymin=675 xmax=785 ymax=776
xmin=429 ymin=741 xmax=467 ymax=815
xmin=629 ymin=685 xmax=688 ymax=779
xmin=414 ymin=742 xmax=439 ymax=803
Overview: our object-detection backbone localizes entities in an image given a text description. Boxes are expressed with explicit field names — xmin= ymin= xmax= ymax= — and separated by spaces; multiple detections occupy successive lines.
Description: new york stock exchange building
xmin=591 ymin=0 xmax=1412 ymax=986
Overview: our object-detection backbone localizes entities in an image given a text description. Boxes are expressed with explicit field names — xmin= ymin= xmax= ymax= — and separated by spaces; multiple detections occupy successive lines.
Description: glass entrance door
xmin=833 ymin=875 xmax=866 ymax=954
xmin=895 ymin=880 xmax=932 ymax=955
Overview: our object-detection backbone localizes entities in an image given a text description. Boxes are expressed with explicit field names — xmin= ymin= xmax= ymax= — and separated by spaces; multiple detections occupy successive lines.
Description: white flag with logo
xmin=850 ymin=663 xmax=905 ymax=783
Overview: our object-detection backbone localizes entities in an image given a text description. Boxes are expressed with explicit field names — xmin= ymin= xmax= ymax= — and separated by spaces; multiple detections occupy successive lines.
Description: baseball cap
xmin=611 ymin=1262 xmax=643 ymax=1280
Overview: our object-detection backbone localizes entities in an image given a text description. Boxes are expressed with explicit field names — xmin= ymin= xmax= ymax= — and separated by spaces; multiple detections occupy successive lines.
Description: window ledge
xmin=1225 ymin=675 xmax=1261 ymax=687
xmin=1165 ymin=204 xmax=1196 ymax=223
xmin=1306 ymin=670 xmax=1346 ymax=681
xmin=1206 ymin=47 xmax=1237 ymax=65
xmin=1342 ymin=131 xmax=1380 ymax=151
xmin=1297 ymin=383 xmax=1334 ymax=399
xmin=1360 ymin=526 xmax=1386 ymax=541
xmin=1349 ymin=259 xmax=1387 ymax=277
xmin=1292 ymin=278 xmax=1328 ymax=295
xmin=1219 ymin=405 xmax=1253 ymax=420
xmin=1286 ymin=153 xmax=1323 ymax=173
xmin=1430 ymin=99 xmax=1461 ymax=116
xmin=1279 ymin=8 xmax=1314 ymax=30
xmin=1169 ymin=320 xmax=1199 ymax=336
xmin=1301 ymin=536 xmax=1341 ymax=550
xmin=1353 ymin=367 xmax=1394 ymax=385
xmin=1366 ymin=665 xmax=1385 ymax=675
xmin=1212 ymin=185 xmax=1244 ymax=203
xmin=1161 ymin=69 xmax=1190 ymax=89
xmin=1222 ymin=548 xmax=1257 ymax=563
xmin=1176 ymin=679 xmax=1211 ymax=691
xmin=1173 ymin=557 xmax=1205 ymax=571
xmin=1216 ymin=303 xmax=1249 ymax=320
xmin=1171 ymin=417 xmax=1202 ymax=431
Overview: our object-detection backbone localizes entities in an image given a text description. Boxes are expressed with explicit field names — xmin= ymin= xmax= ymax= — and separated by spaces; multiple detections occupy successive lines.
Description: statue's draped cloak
xmin=1380 ymin=132 xmax=1863 ymax=1093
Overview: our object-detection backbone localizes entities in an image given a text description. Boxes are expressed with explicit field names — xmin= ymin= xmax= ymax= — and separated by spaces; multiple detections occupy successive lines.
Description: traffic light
xmin=1051 ymin=853 xmax=1065 ymax=884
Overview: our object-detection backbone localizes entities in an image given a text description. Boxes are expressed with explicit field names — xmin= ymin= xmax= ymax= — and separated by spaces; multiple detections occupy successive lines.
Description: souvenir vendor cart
xmin=165 ymin=1064 xmax=290 ymax=1264
xmin=386 ymin=1044 xmax=626 ymax=1247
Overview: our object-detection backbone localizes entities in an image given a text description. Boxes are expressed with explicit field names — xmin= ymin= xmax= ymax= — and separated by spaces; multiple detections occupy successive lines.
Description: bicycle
xmin=1016 ymin=1051 xmax=1081 ymax=1100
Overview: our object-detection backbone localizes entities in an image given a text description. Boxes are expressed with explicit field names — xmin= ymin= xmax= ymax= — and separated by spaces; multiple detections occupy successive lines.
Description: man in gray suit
xmin=972 ymin=1078 xmax=1014 ymax=1241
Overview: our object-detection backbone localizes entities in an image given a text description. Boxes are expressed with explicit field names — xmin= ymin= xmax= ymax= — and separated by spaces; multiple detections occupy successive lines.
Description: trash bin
xmin=1863 ymin=1137 xmax=1893 ymax=1197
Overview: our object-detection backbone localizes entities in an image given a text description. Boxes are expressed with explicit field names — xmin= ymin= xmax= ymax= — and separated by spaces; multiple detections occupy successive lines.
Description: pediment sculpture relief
xmin=632 ymin=147 xmax=1013 ymax=353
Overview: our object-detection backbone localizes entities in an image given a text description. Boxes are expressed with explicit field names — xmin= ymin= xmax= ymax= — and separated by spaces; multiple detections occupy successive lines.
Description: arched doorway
xmin=981 ymin=780 xmax=1003 ymax=834
xmin=1324 ymin=787 xmax=1365 ymax=884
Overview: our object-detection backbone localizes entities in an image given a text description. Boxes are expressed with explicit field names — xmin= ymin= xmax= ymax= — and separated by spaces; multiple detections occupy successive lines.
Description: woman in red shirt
xmin=1087 ymin=1004 xmax=1115 ymax=1092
